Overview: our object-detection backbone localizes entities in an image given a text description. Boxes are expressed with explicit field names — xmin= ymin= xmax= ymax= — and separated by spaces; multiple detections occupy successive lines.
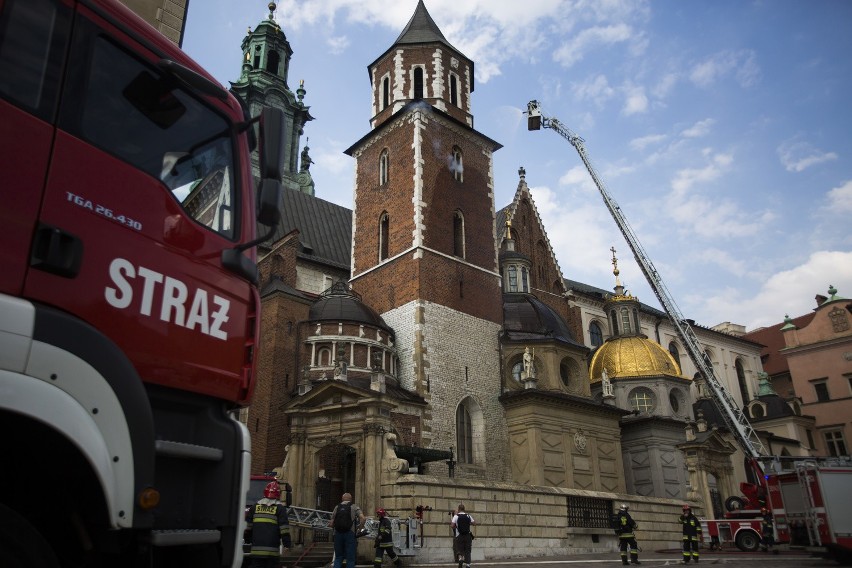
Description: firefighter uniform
xmin=374 ymin=511 xmax=401 ymax=568
xmin=245 ymin=497 xmax=292 ymax=568
xmin=615 ymin=506 xmax=640 ymax=565
xmin=760 ymin=509 xmax=775 ymax=553
xmin=680 ymin=506 xmax=702 ymax=564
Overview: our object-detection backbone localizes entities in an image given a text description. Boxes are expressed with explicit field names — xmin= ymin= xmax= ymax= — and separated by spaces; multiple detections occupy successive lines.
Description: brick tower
xmin=345 ymin=0 xmax=508 ymax=479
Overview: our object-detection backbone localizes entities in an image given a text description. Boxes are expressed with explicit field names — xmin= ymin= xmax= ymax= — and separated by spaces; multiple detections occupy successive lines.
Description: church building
xmin=239 ymin=0 xmax=801 ymax=559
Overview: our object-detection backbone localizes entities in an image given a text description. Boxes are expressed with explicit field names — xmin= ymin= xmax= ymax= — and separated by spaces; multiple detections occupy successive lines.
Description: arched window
xmin=507 ymin=266 xmax=518 ymax=292
xmin=590 ymin=322 xmax=603 ymax=347
xmin=451 ymin=147 xmax=463 ymax=182
xmin=317 ymin=347 xmax=332 ymax=366
xmin=560 ymin=357 xmax=579 ymax=389
xmin=521 ymin=267 xmax=529 ymax=292
xmin=456 ymin=397 xmax=484 ymax=465
xmin=379 ymin=149 xmax=389 ymax=186
xmin=266 ymin=50 xmax=280 ymax=74
xmin=668 ymin=342 xmax=681 ymax=368
xmin=382 ymin=76 xmax=390 ymax=109
xmin=735 ymin=359 xmax=749 ymax=404
xmin=379 ymin=212 xmax=389 ymax=261
xmin=620 ymin=307 xmax=632 ymax=334
xmin=253 ymin=45 xmax=261 ymax=69
xmin=610 ymin=310 xmax=619 ymax=336
xmin=413 ymin=67 xmax=424 ymax=99
xmin=456 ymin=404 xmax=472 ymax=463
xmin=453 ymin=210 xmax=465 ymax=257
xmin=450 ymin=74 xmax=458 ymax=106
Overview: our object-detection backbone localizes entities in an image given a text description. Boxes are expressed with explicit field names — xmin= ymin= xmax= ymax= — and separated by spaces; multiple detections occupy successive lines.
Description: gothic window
xmin=379 ymin=212 xmax=389 ymax=261
xmin=266 ymin=50 xmax=280 ymax=74
xmin=382 ymin=76 xmax=390 ymax=109
xmin=413 ymin=66 xmax=424 ymax=99
xmin=450 ymin=74 xmax=458 ymax=106
xmin=456 ymin=397 xmax=484 ymax=465
xmin=451 ymin=147 xmax=463 ymax=182
xmin=507 ymin=266 xmax=518 ymax=292
xmin=620 ymin=307 xmax=632 ymax=334
xmin=668 ymin=342 xmax=681 ymax=369
xmin=735 ymin=359 xmax=749 ymax=404
xmin=823 ymin=430 xmax=847 ymax=457
xmin=521 ymin=267 xmax=529 ymax=292
xmin=590 ymin=322 xmax=603 ymax=347
xmin=453 ymin=210 xmax=465 ymax=257
xmin=379 ymin=149 xmax=389 ymax=186
xmin=628 ymin=387 xmax=655 ymax=413
xmin=456 ymin=405 xmax=472 ymax=463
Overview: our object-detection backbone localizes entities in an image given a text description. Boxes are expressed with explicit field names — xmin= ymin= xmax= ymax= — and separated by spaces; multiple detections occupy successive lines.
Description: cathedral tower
xmin=231 ymin=2 xmax=314 ymax=194
xmin=345 ymin=0 xmax=507 ymax=478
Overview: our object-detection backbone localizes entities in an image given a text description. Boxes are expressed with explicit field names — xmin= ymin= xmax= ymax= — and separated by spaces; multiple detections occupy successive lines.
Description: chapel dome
xmin=589 ymin=336 xmax=683 ymax=382
xmin=308 ymin=281 xmax=393 ymax=334
xmin=502 ymin=294 xmax=583 ymax=347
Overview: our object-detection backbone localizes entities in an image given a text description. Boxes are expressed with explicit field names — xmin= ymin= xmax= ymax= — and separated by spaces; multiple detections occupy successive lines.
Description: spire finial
xmin=518 ymin=166 xmax=526 ymax=180
xmin=610 ymin=246 xmax=622 ymax=285
xmin=297 ymin=79 xmax=306 ymax=104
xmin=268 ymin=2 xmax=277 ymax=19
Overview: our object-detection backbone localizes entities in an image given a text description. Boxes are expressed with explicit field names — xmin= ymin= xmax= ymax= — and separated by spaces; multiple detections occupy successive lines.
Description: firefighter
xmin=245 ymin=481 xmax=292 ymax=568
xmin=679 ymin=504 xmax=702 ymax=564
xmin=615 ymin=504 xmax=640 ymax=565
xmin=374 ymin=508 xmax=401 ymax=568
xmin=760 ymin=507 xmax=777 ymax=554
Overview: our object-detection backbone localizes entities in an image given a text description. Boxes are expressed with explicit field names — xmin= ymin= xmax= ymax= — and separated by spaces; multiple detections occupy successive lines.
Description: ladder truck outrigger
xmin=526 ymin=101 xmax=852 ymax=563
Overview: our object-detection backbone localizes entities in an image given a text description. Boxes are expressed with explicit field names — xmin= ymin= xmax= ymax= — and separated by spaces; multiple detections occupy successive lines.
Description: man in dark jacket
xmin=451 ymin=503 xmax=476 ymax=568
xmin=679 ymin=504 xmax=702 ymax=564
xmin=615 ymin=504 xmax=640 ymax=565
xmin=245 ymin=481 xmax=291 ymax=568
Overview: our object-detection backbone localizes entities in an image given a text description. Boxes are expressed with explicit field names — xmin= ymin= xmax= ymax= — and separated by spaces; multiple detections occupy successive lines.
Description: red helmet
xmin=264 ymin=481 xmax=281 ymax=499
xmin=683 ymin=504 xmax=691 ymax=511
xmin=376 ymin=508 xmax=387 ymax=518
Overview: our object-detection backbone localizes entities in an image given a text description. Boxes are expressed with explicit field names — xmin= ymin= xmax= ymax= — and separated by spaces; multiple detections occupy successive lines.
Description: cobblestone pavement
xmin=405 ymin=549 xmax=838 ymax=568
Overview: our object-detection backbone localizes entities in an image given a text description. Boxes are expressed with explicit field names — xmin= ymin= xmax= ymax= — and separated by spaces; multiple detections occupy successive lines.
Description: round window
xmin=511 ymin=360 xmax=535 ymax=383
xmin=628 ymin=387 xmax=655 ymax=413
xmin=669 ymin=391 xmax=680 ymax=413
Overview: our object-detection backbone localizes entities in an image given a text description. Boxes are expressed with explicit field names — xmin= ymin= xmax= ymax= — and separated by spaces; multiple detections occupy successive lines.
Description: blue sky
xmin=183 ymin=0 xmax=852 ymax=332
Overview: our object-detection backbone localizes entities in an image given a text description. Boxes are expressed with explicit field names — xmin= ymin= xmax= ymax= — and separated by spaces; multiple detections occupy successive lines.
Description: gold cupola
xmin=589 ymin=247 xmax=683 ymax=382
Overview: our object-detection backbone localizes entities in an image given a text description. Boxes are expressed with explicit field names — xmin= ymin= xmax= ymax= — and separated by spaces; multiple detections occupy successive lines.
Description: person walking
xmin=373 ymin=508 xmax=401 ymax=567
xmin=760 ymin=507 xmax=777 ymax=554
xmin=329 ymin=492 xmax=366 ymax=568
xmin=451 ymin=503 xmax=476 ymax=568
xmin=244 ymin=481 xmax=291 ymax=568
xmin=679 ymin=504 xmax=702 ymax=564
xmin=614 ymin=504 xmax=640 ymax=565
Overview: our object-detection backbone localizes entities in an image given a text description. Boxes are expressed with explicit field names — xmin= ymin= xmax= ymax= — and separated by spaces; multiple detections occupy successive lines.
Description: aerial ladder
xmin=525 ymin=100 xmax=768 ymax=470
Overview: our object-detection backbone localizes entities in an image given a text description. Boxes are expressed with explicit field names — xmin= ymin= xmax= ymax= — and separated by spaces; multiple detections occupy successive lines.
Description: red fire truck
xmin=703 ymin=460 xmax=852 ymax=562
xmin=0 ymin=0 xmax=285 ymax=566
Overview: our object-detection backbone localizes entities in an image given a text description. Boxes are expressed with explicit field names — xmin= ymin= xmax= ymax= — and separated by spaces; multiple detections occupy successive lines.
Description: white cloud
xmin=689 ymin=49 xmax=761 ymax=88
xmin=681 ymin=118 xmax=715 ymax=139
xmin=778 ymin=138 xmax=839 ymax=173
xmin=825 ymin=180 xmax=852 ymax=213
xmin=698 ymin=251 xmax=852 ymax=330
xmin=573 ymin=74 xmax=616 ymax=108
xmin=630 ymin=133 xmax=667 ymax=151
xmin=670 ymin=152 xmax=733 ymax=194
xmin=621 ymin=82 xmax=648 ymax=115
xmin=553 ymin=24 xmax=634 ymax=68
xmin=326 ymin=35 xmax=350 ymax=54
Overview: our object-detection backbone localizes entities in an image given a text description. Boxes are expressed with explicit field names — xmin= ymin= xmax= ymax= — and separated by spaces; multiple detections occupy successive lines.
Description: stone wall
xmin=367 ymin=474 xmax=699 ymax=562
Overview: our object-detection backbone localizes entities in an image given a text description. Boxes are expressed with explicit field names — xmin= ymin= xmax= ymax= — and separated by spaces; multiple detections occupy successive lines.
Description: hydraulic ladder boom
xmin=526 ymin=100 xmax=766 ymax=462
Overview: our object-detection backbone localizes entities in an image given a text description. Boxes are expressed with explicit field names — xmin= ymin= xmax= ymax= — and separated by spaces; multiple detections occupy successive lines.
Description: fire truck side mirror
xmin=259 ymin=107 xmax=285 ymax=180
xmin=257 ymin=178 xmax=282 ymax=227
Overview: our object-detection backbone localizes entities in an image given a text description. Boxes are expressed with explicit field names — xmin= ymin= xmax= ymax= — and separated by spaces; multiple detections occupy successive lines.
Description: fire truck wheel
xmin=0 ymin=503 xmax=60 ymax=568
xmin=734 ymin=530 xmax=760 ymax=553
xmin=725 ymin=496 xmax=746 ymax=511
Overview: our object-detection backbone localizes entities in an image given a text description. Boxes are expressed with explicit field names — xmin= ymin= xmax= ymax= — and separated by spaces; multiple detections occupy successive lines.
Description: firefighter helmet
xmin=761 ymin=507 xmax=768 ymax=514
xmin=683 ymin=504 xmax=691 ymax=511
xmin=619 ymin=504 xmax=629 ymax=511
xmin=376 ymin=508 xmax=387 ymax=518
xmin=263 ymin=481 xmax=281 ymax=499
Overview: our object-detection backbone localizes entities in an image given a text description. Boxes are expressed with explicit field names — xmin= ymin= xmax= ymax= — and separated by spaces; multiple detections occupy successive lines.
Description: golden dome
xmin=590 ymin=336 xmax=683 ymax=382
